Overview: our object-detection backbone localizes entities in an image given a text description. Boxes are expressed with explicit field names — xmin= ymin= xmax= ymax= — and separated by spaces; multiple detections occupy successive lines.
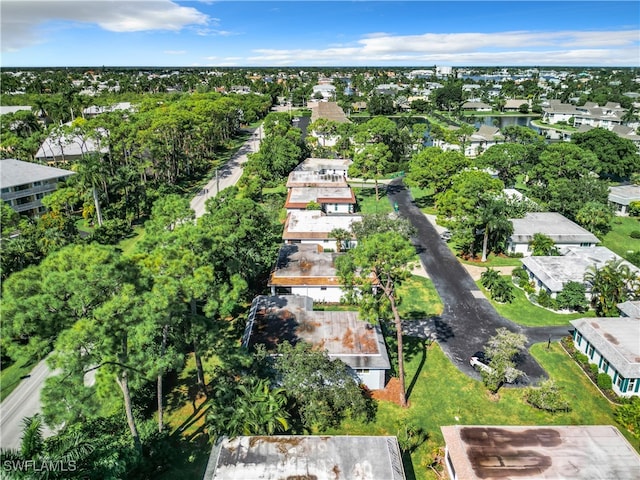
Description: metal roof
xmin=510 ymin=212 xmax=600 ymax=245
xmin=0 ymin=158 xmax=74 ymax=189
xmin=204 ymin=435 xmax=406 ymax=480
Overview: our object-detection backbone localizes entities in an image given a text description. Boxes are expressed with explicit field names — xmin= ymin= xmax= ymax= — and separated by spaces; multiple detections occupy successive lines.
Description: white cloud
xmin=247 ymin=29 xmax=640 ymax=66
xmin=1 ymin=0 xmax=209 ymax=52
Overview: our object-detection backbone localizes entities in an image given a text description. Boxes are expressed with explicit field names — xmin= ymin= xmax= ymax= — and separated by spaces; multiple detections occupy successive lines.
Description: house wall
xmin=322 ymin=203 xmax=353 ymax=214
xmin=354 ymin=368 xmax=386 ymax=390
xmin=0 ymin=178 xmax=61 ymax=216
xmin=508 ymin=240 xmax=596 ymax=257
xmin=285 ymin=238 xmax=357 ymax=252
xmin=290 ymin=286 xmax=345 ymax=303
xmin=572 ymin=329 xmax=640 ymax=397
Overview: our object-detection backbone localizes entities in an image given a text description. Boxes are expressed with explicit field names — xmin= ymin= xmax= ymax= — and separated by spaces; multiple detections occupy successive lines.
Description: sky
xmin=1 ymin=1 xmax=639 ymax=68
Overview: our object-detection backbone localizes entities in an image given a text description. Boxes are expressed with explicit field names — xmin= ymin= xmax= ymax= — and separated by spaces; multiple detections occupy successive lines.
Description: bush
xmin=597 ymin=373 xmax=613 ymax=390
xmin=490 ymin=277 xmax=515 ymax=303
xmin=525 ymin=380 xmax=571 ymax=412
xmin=511 ymin=267 xmax=529 ymax=284
xmin=629 ymin=201 xmax=640 ymax=217
xmin=535 ymin=289 xmax=557 ymax=310
xmin=556 ymin=281 xmax=588 ymax=311
xmin=630 ymin=230 xmax=640 ymax=239
xmin=575 ymin=353 xmax=589 ymax=365
xmin=589 ymin=363 xmax=599 ymax=375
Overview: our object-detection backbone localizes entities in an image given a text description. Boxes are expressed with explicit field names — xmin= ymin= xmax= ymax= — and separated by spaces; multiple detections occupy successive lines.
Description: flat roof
xmin=295 ymin=157 xmax=353 ymax=172
xmin=442 ymin=425 xmax=640 ymax=480
xmin=243 ymin=295 xmax=390 ymax=370
xmin=269 ymin=243 xmax=341 ymax=287
xmin=522 ymin=247 xmax=639 ymax=292
xmin=570 ymin=317 xmax=640 ymax=378
xmin=285 ymin=186 xmax=356 ymax=208
xmin=618 ymin=300 xmax=640 ymax=319
xmin=609 ymin=185 xmax=640 ymax=206
xmin=286 ymin=171 xmax=348 ymax=188
xmin=510 ymin=212 xmax=599 ymax=244
xmin=0 ymin=158 xmax=75 ymax=189
xmin=204 ymin=435 xmax=406 ymax=480
xmin=282 ymin=211 xmax=361 ymax=240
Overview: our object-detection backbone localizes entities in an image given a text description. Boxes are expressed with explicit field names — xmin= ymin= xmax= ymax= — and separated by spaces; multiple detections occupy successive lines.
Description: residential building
xmin=203 ymin=435 xmax=406 ymax=480
xmin=0 ymin=158 xmax=75 ymax=217
xmin=35 ymin=126 xmax=108 ymax=164
xmin=571 ymin=317 xmax=640 ymax=397
xmin=508 ymin=212 xmax=599 ymax=256
xmin=520 ymin=246 xmax=639 ymax=297
xmin=294 ymin=157 xmax=353 ymax=176
xmin=286 ymin=171 xmax=348 ymax=189
xmin=542 ymin=100 xmax=626 ymax=130
xmin=242 ymin=295 xmax=391 ymax=390
xmin=617 ymin=300 xmax=640 ymax=319
xmin=441 ymin=425 xmax=640 ymax=480
xmin=609 ymin=184 xmax=640 ymax=216
xmin=282 ymin=210 xmax=362 ymax=251
xmin=82 ymin=102 xmax=133 ymax=118
xmin=503 ymin=98 xmax=531 ymax=112
xmin=284 ymin=186 xmax=356 ymax=214
xmin=461 ymin=101 xmax=492 ymax=112
xmin=268 ymin=243 xmax=345 ymax=302
xmin=432 ymin=125 xmax=503 ymax=157
xmin=310 ymin=101 xmax=350 ymax=124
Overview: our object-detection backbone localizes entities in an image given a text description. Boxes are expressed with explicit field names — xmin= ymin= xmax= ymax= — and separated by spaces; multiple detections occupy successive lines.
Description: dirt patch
xmin=372 ymin=377 xmax=407 ymax=406
xmin=463 ymin=264 xmax=516 ymax=281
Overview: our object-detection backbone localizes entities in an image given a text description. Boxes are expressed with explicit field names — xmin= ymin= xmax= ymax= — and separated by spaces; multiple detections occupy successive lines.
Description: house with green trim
xmin=570 ymin=317 xmax=640 ymax=397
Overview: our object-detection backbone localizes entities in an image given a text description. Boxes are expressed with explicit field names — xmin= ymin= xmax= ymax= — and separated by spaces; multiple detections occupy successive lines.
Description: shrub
xmin=575 ymin=353 xmax=589 ymax=365
xmin=525 ymin=380 xmax=571 ymax=412
xmin=629 ymin=200 xmax=640 ymax=217
xmin=512 ymin=267 xmax=529 ymax=284
xmin=597 ymin=373 xmax=613 ymax=390
xmin=535 ymin=289 xmax=557 ymax=310
xmin=556 ymin=281 xmax=588 ymax=311
xmin=630 ymin=230 xmax=640 ymax=239
xmin=523 ymin=282 xmax=536 ymax=295
xmin=490 ymin=277 xmax=515 ymax=303
xmin=589 ymin=363 xmax=599 ymax=375
xmin=615 ymin=397 xmax=640 ymax=440
xmin=481 ymin=268 xmax=501 ymax=290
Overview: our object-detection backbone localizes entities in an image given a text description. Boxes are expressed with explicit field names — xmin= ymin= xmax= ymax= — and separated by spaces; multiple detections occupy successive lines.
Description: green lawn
xmin=353 ymin=186 xmax=393 ymax=214
xmin=409 ymin=186 xmax=437 ymax=214
xmin=118 ymin=224 xmax=146 ymax=256
xmin=476 ymin=277 xmax=596 ymax=327
xmin=454 ymin=249 xmax=523 ymax=267
xmin=397 ymin=274 xmax=444 ymax=319
xmin=602 ymin=216 xmax=640 ymax=262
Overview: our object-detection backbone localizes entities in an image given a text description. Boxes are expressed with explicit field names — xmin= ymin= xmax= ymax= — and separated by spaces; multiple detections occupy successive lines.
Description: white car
xmin=469 ymin=351 xmax=493 ymax=374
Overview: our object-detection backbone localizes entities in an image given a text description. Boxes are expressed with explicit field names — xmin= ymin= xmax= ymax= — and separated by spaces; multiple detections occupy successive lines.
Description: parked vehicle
xmin=469 ymin=351 xmax=493 ymax=374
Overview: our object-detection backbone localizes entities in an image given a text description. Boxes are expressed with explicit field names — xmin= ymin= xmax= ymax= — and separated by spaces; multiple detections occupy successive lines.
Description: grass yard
xmin=409 ymin=186 xmax=437 ymax=215
xmin=353 ymin=186 xmax=393 ymax=214
xmin=454 ymin=249 xmax=523 ymax=267
xmin=327 ymin=339 xmax=631 ymax=479
xmin=602 ymin=216 xmax=640 ymax=262
xmin=476 ymin=277 xmax=595 ymax=327
xmin=397 ymin=274 xmax=444 ymax=319
xmin=118 ymin=224 xmax=146 ymax=256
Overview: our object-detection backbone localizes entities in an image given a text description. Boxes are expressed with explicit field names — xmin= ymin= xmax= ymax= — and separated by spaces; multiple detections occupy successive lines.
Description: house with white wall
xmin=268 ymin=243 xmax=345 ymax=303
xmin=571 ymin=317 xmax=640 ymax=397
xmin=282 ymin=210 xmax=362 ymax=251
xmin=294 ymin=157 xmax=353 ymax=176
xmin=284 ymin=186 xmax=356 ymax=214
xmin=508 ymin=212 xmax=599 ymax=256
xmin=241 ymin=295 xmax=391 ymax=390
xmin=609 ymin=185 xmax=640 ymax=216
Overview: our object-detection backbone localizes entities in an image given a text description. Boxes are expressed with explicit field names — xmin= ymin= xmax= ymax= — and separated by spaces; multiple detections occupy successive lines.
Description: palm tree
xmin=330 ymin=227 xmax=352 ymax=252
xmin=477 ymin=196 xmax=512 ymax=262
xmin=71 ymin=153 xmax=105 ymax=226
xmin=529 ymin=233 xmax=558 ymax=256
xmin=480 ymin=268 xmax=501 ymax=290
xmin=584 ymin=259 xmax=639 ymax=316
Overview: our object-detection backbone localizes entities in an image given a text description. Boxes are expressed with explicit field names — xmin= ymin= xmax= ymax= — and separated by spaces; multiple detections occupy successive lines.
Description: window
xmin=320 ymin=287 xmax=327 ymax=291
xmin=588 ymin=345 xmax=595 ymax=359
xmin=601 ymin=359 xmax=609 ymax=373
xmin=628 ymin=378 xmax=637 ymax=393
xmin=576 ymin=333 xmax=582 ymax=346
xmin=617 ymin=375 xmax=624 ymax=388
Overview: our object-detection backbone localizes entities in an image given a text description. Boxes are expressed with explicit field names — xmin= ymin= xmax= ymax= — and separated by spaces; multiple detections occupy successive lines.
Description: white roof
xmin=0 ymin=106 xmax=32 ymax=115
xmin=283 ymin=210 xmax=362 ymax=239
xmin=35 ymin=127 xmax=109 ymax=160
xmin=609 ymin=185 xmax=640 ymax=206
xmin=510 ymin=212 xmax=600 ymax=245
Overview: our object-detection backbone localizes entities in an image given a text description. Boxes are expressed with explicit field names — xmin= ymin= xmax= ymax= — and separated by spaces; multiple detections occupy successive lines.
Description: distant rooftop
xmin=618 ymin=300 xmax=640 ymax=319
xmin=286 ymin=170 xmax=348 ymax=188
xmin=204 ymin=435 xmax=406 ymax=480
xmin=285 ymin=186 xmax=356 ymax=209
xmin=570 ymin=317 xmax=640 ymax=379
xmin=294 ymin=157 xmax=353 ymax=173
xmin=269 ymin=243 xmax=341 ymax=287
xmin=609 ymin=185 xmax=640 ymax=206
xmin=0 ymin=158 xmax=74 ymax=189
xmin=510 ymin=212 xmax=599 ymax=244
xmin=310 ymin=101 xmax=351 ymax=123
xmin=0 ymin=106 xmax=32 ymax=115
xmin=442 ymin=425 xmax=640 ymax=480
xmin=282 ymin=210 xmax=362 ymax=240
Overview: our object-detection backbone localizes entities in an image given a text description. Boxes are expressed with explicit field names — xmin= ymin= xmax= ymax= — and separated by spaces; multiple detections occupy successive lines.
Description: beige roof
xmin=285 ymin=187 xmax=356 ymax=209
xmin=268 ymin=243 xmax=342 ymax=287
xmin=310 ymin=101 xmax=350 ymax=123
xmin=442 ymin=425 xmax=640 ymax=480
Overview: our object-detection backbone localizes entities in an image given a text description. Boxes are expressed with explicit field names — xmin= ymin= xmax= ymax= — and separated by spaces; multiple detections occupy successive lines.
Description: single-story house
xmin=432 ymin=125 xmax=503 ymax=158
xmin=282 ymin=210 xmax=362 ymax=251
xmin=203 ymin=435 xmax=406 ymax=480
xmin=571 ymin=317 xmax=640 ymax=397
xmin=0 ymin=158 xmax=75 ymax=217
xmin=503 ymin=98 xmax=531 ymax=112
xmin=608 ymin=185 xmax=640 ymax=216
xmin=310 ymin=101 xmax=350 ymax=124
xmin=35 ymin=125 xmax=109 ymax=164
xmin=294 ymin=157 xmax=353 ymax=176
xmin=284 ymin=186 xmax=356 ymax=214
xmin=241 ymin=295 xmax=391 ymax=390
xmin=617 ymin=300 xmax=640 ymax=318
xmin=441 ymin=425 xmax=640 ymax=480
xmin=521 ymin=246 xmax=638 ymax=297
xmin=82 ymin=102 xmax=133 ymax=118
xmin=286 ymin=171 xmax=348 ymax=189
xmin=268 ymin=243 xmax=345 ymax=302
xmin=508 ymin=212 xmax=600 ymax=256
xmin=461 ymin=101 xmax=492 ymax=112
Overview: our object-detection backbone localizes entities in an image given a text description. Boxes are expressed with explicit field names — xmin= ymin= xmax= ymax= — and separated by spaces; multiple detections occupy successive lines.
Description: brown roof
xmin=310 ymin=101 xmax=350 ymax=123
xmin=268 ymin=243 xmax=342 ymax=287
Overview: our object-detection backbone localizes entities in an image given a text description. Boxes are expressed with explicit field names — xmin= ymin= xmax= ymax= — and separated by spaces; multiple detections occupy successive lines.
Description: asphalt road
xmin=190 ymin=124 xmax=263 ymax=218
xmin=0 ymin=358 xmax=55 ymax=449
xmin=389 ymin=180 xmax=571 ymax=384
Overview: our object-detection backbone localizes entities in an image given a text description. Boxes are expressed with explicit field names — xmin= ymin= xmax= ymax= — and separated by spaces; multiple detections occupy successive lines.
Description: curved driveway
xmin=389 ymin=180 xmax=571 ymax=384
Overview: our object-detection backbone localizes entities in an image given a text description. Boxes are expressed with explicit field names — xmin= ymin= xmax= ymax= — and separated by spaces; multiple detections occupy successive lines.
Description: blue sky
xmin=2 ymin=1 xmax=639 ymax=67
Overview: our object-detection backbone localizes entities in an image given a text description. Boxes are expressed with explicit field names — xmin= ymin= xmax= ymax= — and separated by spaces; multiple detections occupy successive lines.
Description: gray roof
xmin=35 ymin=127 xmax=109 ymax=160
xmin=282 ymin=211 xmax=362 ymax=240
xmin=617 ymin=301 xmax=640 ymax=319
xmin=204 ymin=435 xmax=406 ymax=480
xmin=570 ymin=317 xmax=640 ymax=379
xmin=609 ymin=185 xmax=640 ymax=206
xmin=294 ymin=157 xmax=353 ymax=173
xmin=269 ymin=243 xmax=341 ymax=287
xmin=242 ymin=295 xmax=390 ymax=371
xmin=510 ymin=212 xmax=600 ymax=245
xmin=522 ymin=246 xmax=639 ymax=293
xmin=286 ymin=171 xmax=348 ymax=188
xmin=0 ymin=158 xmax=74 ymax=189
xmin=441 ymin=425 xmax=640 ymax=480
xmin=0 ymin=106 xmax=32 ymax=115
